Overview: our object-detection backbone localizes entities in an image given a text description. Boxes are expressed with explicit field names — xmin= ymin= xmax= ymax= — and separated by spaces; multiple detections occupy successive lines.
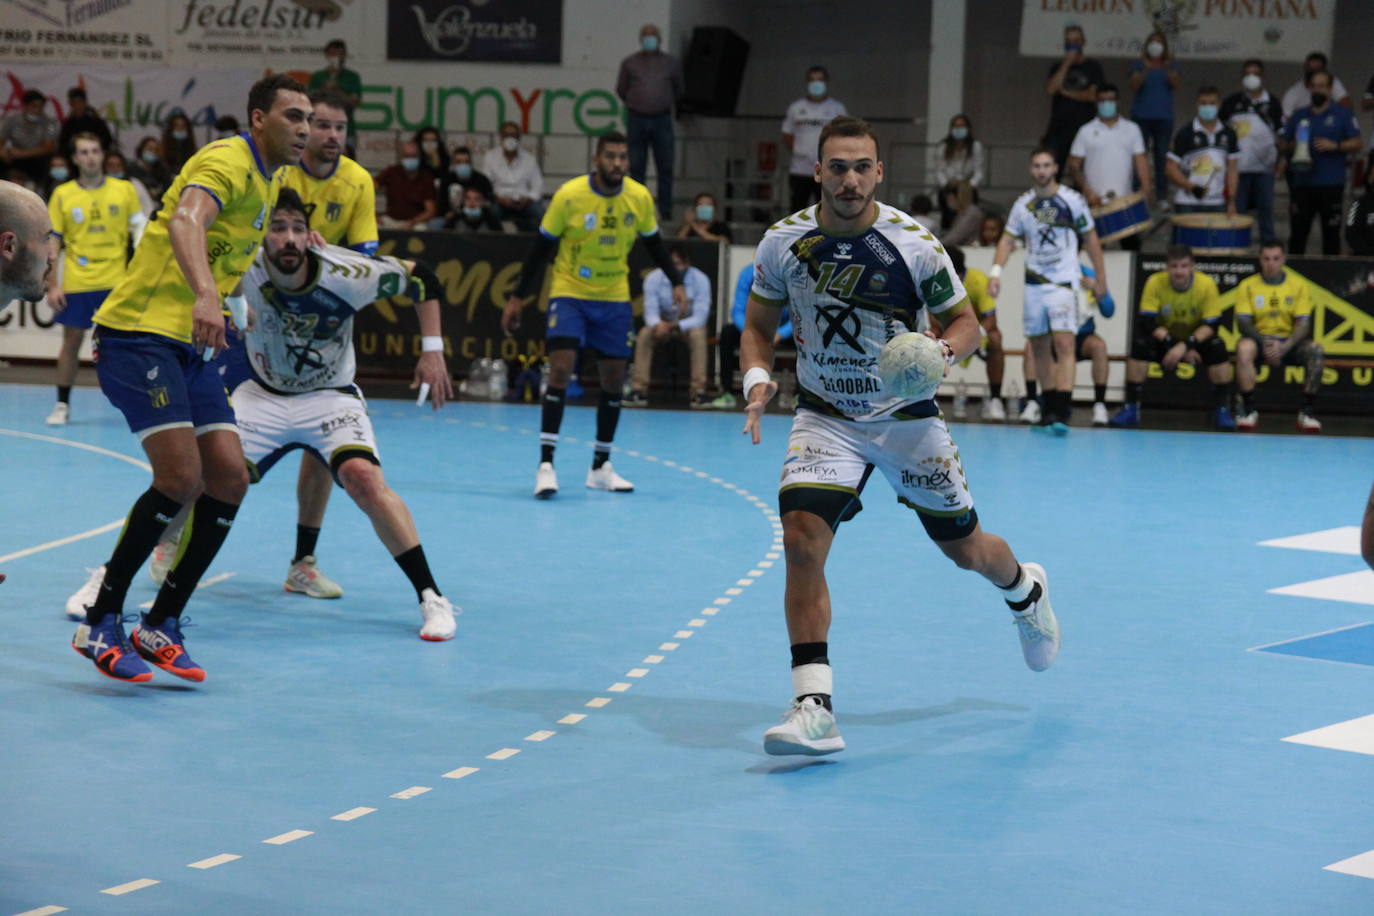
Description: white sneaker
xmin=283 ymin=555 xmax=344 ymax=599
xmin=1091 ymin=402 xmax=1109 ymax=426
xmin=535 ymin=461 xmax=559 ymax=499
xmin=1010 ymin=562 xmax=1059 ymax=672
xmin=763 ymin=696 xmax=845 ymax=756
xmin=1018 ymin=399 xmax=1041 ymax=424
xmin=586 ymin=461 xmax=633 ymax=492
xmin=65 ymin=565 xmax=105 ymax=621
xmin=418 ymin=588 xmax=458 ymax=641
xmin=149 ymin=531 xmax=180 ymax=584
xmin=981 ymin=397 xmax=1006 ymax=421
xmin=45 ymin=402 xmax=70 ymax=426
xmin=1296 ymin=410 xmax=1322 ymax=433
xmin=1236 ymin=410 xmax=1258 ymax=431
xmin=952 ymin=395 xmax=968 ymax=419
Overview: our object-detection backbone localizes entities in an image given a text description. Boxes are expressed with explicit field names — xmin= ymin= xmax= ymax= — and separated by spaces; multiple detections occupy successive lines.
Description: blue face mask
xmin=453 ymin=162 xmax=472 ymax=179
xmin=401 ymin=157 xmax=420 ymax=171
xmin=50 ymin=167 xmax=69 ymax=181
xmin=462 ymin=206 xmax=483 ymax=220
xmin=1198 ymin=104 xmax=1218 ymax=121
xmin=950 ymin=126 xmax=968 ymax=140
xmin=695 ymin=203 xmax=714 ymax=221
xmin=1097 ymin=100 xmax=1117 ymax=119
xmin=808 ymin=80 xmax=827 ymax=98
xmin=641 ymin=35 xmax=658 ymax=52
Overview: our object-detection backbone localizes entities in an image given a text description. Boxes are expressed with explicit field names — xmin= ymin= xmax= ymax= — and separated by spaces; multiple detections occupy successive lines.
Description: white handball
xmin=878 ymin=332 xmax=946 ymax=401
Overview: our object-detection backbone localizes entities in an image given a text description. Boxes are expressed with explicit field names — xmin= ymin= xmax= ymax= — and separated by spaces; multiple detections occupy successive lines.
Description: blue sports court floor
xmin=2 ymin=382 xmax=1372 ymax=914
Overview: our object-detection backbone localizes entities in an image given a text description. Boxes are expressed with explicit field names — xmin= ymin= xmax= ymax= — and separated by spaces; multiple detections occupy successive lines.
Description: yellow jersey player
xmin=68 ymin=75 xmax=310 ymax=684
xmin=945 ymin=245 xmax=1007 ymax=420
xmin=44 ymin=131 xmax=145 ymax=426
xmin=501 ymin=130 xmax=685 ymax=498
xmin=1233 ymin=241 xmax=1324 ymax=432
xmin=1109 ymin=244 xmax=1235 ymax=430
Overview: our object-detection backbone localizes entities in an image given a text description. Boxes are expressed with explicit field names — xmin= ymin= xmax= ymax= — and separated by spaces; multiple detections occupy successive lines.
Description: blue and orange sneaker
xmin=131 ymin=616 xmax=205 ymax=682
xmin=72 ymin=615 xmax=153 ymax=682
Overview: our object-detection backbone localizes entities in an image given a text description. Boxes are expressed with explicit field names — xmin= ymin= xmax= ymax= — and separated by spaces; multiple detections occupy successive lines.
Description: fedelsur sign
xmin=387 ymin=0 xmax=561 ymax=63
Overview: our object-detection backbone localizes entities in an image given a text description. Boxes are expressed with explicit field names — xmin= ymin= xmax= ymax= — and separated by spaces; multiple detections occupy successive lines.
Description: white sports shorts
xmin=232 ymin=379 xmax=380 ymax=481
xmin=1023 ymin=283 xmax=1079 ymax=337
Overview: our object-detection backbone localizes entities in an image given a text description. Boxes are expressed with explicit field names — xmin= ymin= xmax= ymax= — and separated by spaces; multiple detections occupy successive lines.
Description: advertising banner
xmin=166 ymin=0 xmax=368 ymax=68
xmin=385 ymin=0 xmax=561 ymax=63
xmin=1019 ymin=0 xmax=1336 ymax=62
xmin=1131 ymin=255 xmax=1374 ymax=414
xmin=0 ymin=0 xmax=169 ymax=65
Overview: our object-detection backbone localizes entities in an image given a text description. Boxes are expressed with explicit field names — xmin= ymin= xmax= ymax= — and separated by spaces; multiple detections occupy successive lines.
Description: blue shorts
xmin=545 ymin=297 xmax=634 ymax=358
xmin=216 ymin=322 xmax=253 ymax=393
xmin=93 ymin=327 xmax=237 ymax=441
xmin=54 ymin=289 xmax=110 ymax=329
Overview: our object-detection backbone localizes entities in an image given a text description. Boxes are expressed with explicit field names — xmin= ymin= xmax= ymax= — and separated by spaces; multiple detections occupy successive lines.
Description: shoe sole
xmin=1050 ymin=423 xmax=1070 ymax=436
xmin=535 ymin=488 xmax=557 ymax=499
xmin=763 ymin=735 xmax=846 ymax=756
xmin=586 ymin=485 xmax=634 ymax=493
xmin=131 ymin=631 xmax=206 ymax=682
xmin=420 ymin=630 xmax=455 ymax=642
xmin=283 ymin=583 xmax=343 ymax=599
xmin=70 ymin=643 xmax=154 ymax=683
xmin=1019 ymin=562 xmax=1059 ymax=672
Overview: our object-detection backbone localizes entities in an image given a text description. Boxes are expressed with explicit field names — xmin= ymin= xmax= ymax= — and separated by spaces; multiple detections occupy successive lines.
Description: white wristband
xmin=988 ymin=264 xmax=1003 ymax=279
xmin=421 ymin=335 xmax=444 ymax=353
xmin=225 ymin=295 xmax=248 ymax=329
xmin=937 ymin=338 xmax=957 ymax=367
xmin=742 ymin=366 xmax=772 ymax=400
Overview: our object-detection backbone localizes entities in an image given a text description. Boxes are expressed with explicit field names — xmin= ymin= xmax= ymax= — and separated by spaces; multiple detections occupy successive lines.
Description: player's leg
xmin=583 ymin=300 xmax=636 ymax=492
xmin=626 ymin=323 xmax=656 ymax=405
xmin=714 ymin=323 xmax=741 ymax=408
xmin=1317 ymin=187 xmax=1343 ymax=257
xmin=1019 ymin=342 xmax=1040 ymax=423
xmin=1028 ymin=333 xmax=1055 ymax=431
xmin=1289 ymin=339 xmax=1325 ymax=432
xmin=283 ymin=453 xmax=344 ymax=598
xmin=1234 ymin=337 xmax=1259 ymax=429
xmin=1080 ymin=333 xmax=1109 ymax=425
xmin=1110 ymin=328 xmax=1156 ymax=427
xmin=1288 ymin=188 xmax=1315 ymax=255
xmin=687 ymin=325 xmax=710 ymax=407
xmin=1049 ymin=331 xmax=1077 ymax=432
xmin=981 ymin=316 xmax=1006 ymax=420
xmin=1199 ymin=337 xmax=1236 ymax=429
xmin=536 ymin=297 xmax=588 ymax=497
xmin=47 ymin=290 xmax=106 ymax=425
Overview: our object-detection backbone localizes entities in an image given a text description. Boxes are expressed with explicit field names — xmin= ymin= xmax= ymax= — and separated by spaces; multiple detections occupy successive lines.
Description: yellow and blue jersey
xmin=1138 ymin=270 xmax=1221 ymax=340
xmin=94 ymin=134 xmax=282 ymax=344
xmin=47 ymin=177 xmax=141 ymax=293
xmin=1234 ymin=268 xmax=1310 ymax=337
xmin=539 ymin=174 xmax=659 ymax=302
xmin=280 ymin=155 xmax=378 ymax=253
xmin=963 ymin=267 xmax=996 ymax=318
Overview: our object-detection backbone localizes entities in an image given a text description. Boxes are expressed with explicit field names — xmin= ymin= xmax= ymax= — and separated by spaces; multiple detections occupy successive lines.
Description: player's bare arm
xmin=45 ymin=233 xmax=66 ymax=311
xmin=932 ymin=300 xmax=979 ymax=365
xmin=740 ymin=294 xmax=782 ymax=445
xmin=987 ymin=232 xmax=1015 ymax=298
xmin=1082 ymin=229 xmax=1108 ymax=298
xmin=168 ymin=186 xmax=226 ymax=352
xmin=1279 ymin=315 xmax=1312 ymax=358
xmin=412 ymin=293 xmax=453 ymax=410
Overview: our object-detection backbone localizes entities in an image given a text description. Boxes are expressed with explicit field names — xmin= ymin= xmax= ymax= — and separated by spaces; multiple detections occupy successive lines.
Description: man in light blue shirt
xmin=712 ymin=263 xmax=793 ymax=408
xmin=627 ymin=244 xmax=714 ymax=407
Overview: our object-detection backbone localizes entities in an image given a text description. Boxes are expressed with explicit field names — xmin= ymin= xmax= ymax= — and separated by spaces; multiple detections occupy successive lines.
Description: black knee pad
xmin=780 ymin=486 xmax=864 ymax=532
xmin=1198 ymin=335 xmax=1229 ymax=366
xmin=1130 ymin=334 xmax=1162 ymax=362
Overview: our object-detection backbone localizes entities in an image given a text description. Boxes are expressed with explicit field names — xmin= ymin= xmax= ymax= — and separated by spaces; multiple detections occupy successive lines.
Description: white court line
xmin=585 ymin=697 xmax=611 ymax=708
xmin=687 ymin=619 xmax=706 ymax=627
xmin=673 ymin=630 xmax=694 ymax=639
xmin=626 ymin=668 xmax=649 ymax=678
xmin=486 ymin=748 xmax=521 ymax=760
xmin=1282 ymin=714 xmax=1374 ymax=757
xmin=1324 ymin=849 xmax=1374 ymax=880
xmin=642 ymin=655 xmax=664 ymax=664
xmin=608 ymin=682 xmax=632 ymax=692
xmin=659 ymin=642 xmax=679 ymax=651
xmin=137 ymin=572 xmax=237 ymax=609
xmin=263 ymin=830 xmax=312 ymax=845
xmin=187 ymin=854 xmax=241 ymax=869
xmin=331 ymin=807 xmax=376 ymax=821
xmin=0 ymin=519 xmax=125 ymax=565
xmin=525 ymin=730 xmax=556 ymax=742
xmin=443 ymin=767 xmax=479 ymax=779
xmin=557 ymin=714 xmax=586 ymax=725
xmin=390 ymin=786 xmax=431 ymax=799
xmin=1248 ymin=621 xmax=1374 ymax=652
xmin=100 ymin=878 xmax=159 ymax=895
xmin=12 ymin=906 xmax=67 ymax=915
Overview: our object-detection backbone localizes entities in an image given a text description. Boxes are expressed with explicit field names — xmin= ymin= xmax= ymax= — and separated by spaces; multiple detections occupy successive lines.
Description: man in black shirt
xmin=57 ymin=88 xmax=112 ymax=157
xmin=1043 ymin=24 xmax=1104 ymax=177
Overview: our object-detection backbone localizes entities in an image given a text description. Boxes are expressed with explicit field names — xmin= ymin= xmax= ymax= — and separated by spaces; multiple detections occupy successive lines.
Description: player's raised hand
xmin=501 ymin=295 xmax=523 ymax=336
xmin=47 ymin=286 xmax=66 ymax=313
xmin=412 ymin=351 xmax=453 ymax=410
xmin=742 ymin=379 xmax=778 ymax=445
xmin=192 ymin=290 xmax=227 ymax=354
xmin=988 ymin=276 xmax=1001 ymax=298
xmin=307 ymin=229 xmax=327 ymax=249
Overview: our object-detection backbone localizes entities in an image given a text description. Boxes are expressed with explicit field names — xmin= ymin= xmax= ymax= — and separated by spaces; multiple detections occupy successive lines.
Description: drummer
xmin=1067 ymin=83 xmax=1151 ymax=251
xmin=1165 ymin=86 xmax=1239 ymax=240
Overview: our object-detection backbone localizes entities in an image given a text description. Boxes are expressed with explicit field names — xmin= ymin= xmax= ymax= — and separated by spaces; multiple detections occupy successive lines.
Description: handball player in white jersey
xmin=740 ymin=116 xmax=1060 ymax=756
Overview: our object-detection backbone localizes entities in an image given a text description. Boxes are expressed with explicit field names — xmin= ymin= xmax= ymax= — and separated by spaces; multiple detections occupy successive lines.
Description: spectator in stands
xmin=713 ymin=261 xmax=791 ymax=410
xmin=0 ymin=90 xmax=59 ymax=188
xmin=416 ymin=127 xmax=449 ymax=181
xmin=1281 ymin=52 xmax=1350 ymax=118
xmin=1109 ymin=244 xmax=1233 ymax=430
xmin=438 ymin=145 xmax=493 ymax=226
xmin=1364 ymin=70 xmax=1374 ymax=174
xmin=128 ymin=136 xmax=171 ymax=201
xmin=625 ymin=243 xmax=713 ymax=409
xmin=1127 ymin=31 xmax=1179 ymax=206
xmin=449 ymin=186 xmax=503 ymax=233
xmin=783 ymin=65 xmax=847 ymax=212
xmin=1166 ymin=87 xmax=1238 ymax=222
xmin=939 ymin=190 xmax=987 ymax=247
xmin=675 ymin=191 xmax=731 ymax=242
xmin=1068 ymin=83 xmax=1150 ymax=249
xmin=934 ymin=113 xmax=983 ymax=230
xmin=483 ymin=122 xmax=543 ymax=231
xmin=161 ymin=112 xmax=198 ymax=173
xmin=57 ymin=88 xmax=112 ymax=157
xmin=1348 ymin=180 xmax=1374 ymax=255
xmin=375 ymin=140 xmax=437 ymax=230
xmin=616 ymin=23 xmax=682 ymax=220
xmin=907 ymin=194 xmax=939 ymax=233
xmin=310 ymin=39 xmax=362 ymax=148
xmin=41 ymin=154 xmax=70 ymax=199
xmin=1221 ymin=60 xmax=1283 ymax=245
xmin=1233 ymin=242 xmax=1325 ymax=432
xmin=213 ymin=115 xmax=240 ymax=140
xmin=1282 ymin=70 xmax=1361 ymax=256
xmin=104 ymin=150 xmax=155 ymax=214
xmin=946 ymin=245 xmax=1006 ymax=420
xmin=972 ymin=213 xmax=1004 ymax=248
xmin=1042 ymin=24 xmax=1103 ymax=174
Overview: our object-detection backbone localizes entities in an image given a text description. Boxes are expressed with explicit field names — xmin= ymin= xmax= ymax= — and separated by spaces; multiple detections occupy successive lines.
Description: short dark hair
xmin=453 ymin=145 xmax=472 ymax=157
xmin=1097 ymin=83 xmax=1119 ymax=97
xmin=1305 ymin=69 xmax=1332 ymax=87
xmin=308 ymin=88 xmax=352 ymax=116
xmin=273 ymin=187 xmax=308 ymax=220
xmin=817 ymin=115 xmax=879 ymax=161
xmin=807 ymin=64 xmax=829 ymax=79
xmin=1242 ymin=58 xmax=1263 ymax=72
xmin=1064 ymin=23 xmax=1084 ymax=36
xmin=214 ymin=115 xmax=240 ymax=133
xmin=22 ymin=89 xmax=44 ymax=106
xmin=325 ymin=39 xmax=346 ymax=54
xmin=1030 ymin=145 xmax=1058 ymax=163
xmin=1196 ymin=85 xmax=1220 ymax=98
xmin=946 ymin=245 xmax=965 ymax=277
xmin=246 ymin=73 xmax=306 ymax=124
xmin=1260 ymin=239 xmax=1285 ymax=254
xmin=67 ymin=87 xmax=86 ymax=102
xmin=69 ymin=131 xmax=103 ymax=151
xmin=1304 ymin=51 xmax=1327 ymax=67
xmin=595 ymin=130 xmax=628 ymax=153
xmin=909 ymin=194 xmax=933 ymax=214
xmin=668 ymin=242 xmax=690 ymax=264
xmin=693 ymin=190 xmax=715 ymax=203
xmin=1165 ymin=244 xmax=1194 ymax=263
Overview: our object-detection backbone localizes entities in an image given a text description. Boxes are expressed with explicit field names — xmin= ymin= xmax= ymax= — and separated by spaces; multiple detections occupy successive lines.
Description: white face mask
xmin=172 ymin=129 xmax=188 ymax=141
xmin=50 ymin=167 xmax=69 ymax=181
xmin=401 ymin=157 xmax=420 ymax=171
xmin=1146 ymin=41 xmax=1164 ymax=57
xmin=501 ymin=136 xmax=519 ymax=153
xmin=462 ymin=206 xmax=483 ymax=219
xmin=453 ymin=162 xmax=472 ymax=178
xmin=141 ymin=151 xmax=159 ymax=164
xmin=1242 ymin=73 xmax=1262 ymax=92
xmin=422 ymin=140 xmax=438 ymax=152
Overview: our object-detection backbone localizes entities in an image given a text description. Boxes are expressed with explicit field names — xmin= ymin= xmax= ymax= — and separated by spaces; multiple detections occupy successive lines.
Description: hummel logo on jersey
xmin=835 ymin=242 xmax=853 ymax=260
xmin=863 ymin=234 xmax=896 ymax=265
xmin=147 ymin=366 xmax=159 ymax=381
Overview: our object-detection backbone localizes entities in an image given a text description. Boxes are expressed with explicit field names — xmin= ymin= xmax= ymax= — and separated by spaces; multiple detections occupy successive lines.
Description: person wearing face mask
xmin=782 ymin=66 xmax=847 ymax=213
xmin=1220 ymin=60 xmax=1283 ymax=245
xmin=57 ymin=87 xmax=113 ymax=161
xmin=1068 ymin=83 xmax=1150 ymax=250
xmin=674 ymin=191 xmax=730 ymax=242
xmin=1127 ymin=32 xmax=1179 ymax=206
xmin=616 ymin=23 xmax=683 ymax=221
xmin=934 ymin=113 xmax=983 ymax=230
xmin=1165 ymin=87 xmax=1239 ymax=224
xmin=213 ymin=115 xmax=240 ymax=141
xmin=309 ymin=39 xmax=362 ymax=149
xmin=375 ymin=140 xmax=437 ymax=230
xmin=161 ymin=112 xmax=199 ymax=174
xmin=438 ymin=145 xmax=494 ymax=226
xmin=128 ymin=136 xmax=172 ymax=201
xmin=449 ymin=186 xmax=503 ymax=233
xmin=0 ymin=90 xmax=59 ymax=189
xmin=104 ymin=150 xmax=155 ymax=215
xmin=1042 ymin=25 xmax=1103 ymax=178
xmin=1281 ymin=70 xmax=1361 ymax=256
xmin=414 ymin=127 xmax=449 ymax=181
xmin=42 ymin=154 xmax=71 ymax=199
xmin=1281 ymin=51 xmax=1350 ymax=119
xmin=481 ymin=122 xmax=544 ymax=231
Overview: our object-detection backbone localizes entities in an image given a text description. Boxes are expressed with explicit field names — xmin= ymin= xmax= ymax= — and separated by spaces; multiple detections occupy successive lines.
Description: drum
xmin=1170 ymin=213 xmax=1254 ymax=255
xmin=1091 ymin=192 xmax=1151 ymax=243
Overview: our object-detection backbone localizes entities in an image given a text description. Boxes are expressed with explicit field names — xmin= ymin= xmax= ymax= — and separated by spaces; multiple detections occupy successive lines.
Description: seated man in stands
xmin=946 ymin=246 xmax=1006 ymax=420
xmin=625 ymin=244 xmax=713 ymax=408
xmin=675 ymin=191 xmax=732 ymax=242
xmin=375 ymin=140 xmax=436 ymax=230
xmin=449 ymin=186 xmax=503 ymax=232
xmin=713 ymin=261 xmax=792 ymax=409
xmin=1110 ymin=244 xmax=1234 ymax=430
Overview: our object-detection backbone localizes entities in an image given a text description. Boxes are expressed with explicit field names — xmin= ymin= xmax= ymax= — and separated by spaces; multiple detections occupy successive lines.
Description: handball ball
xmin=878 ymin=332 xmax=945 ymax=401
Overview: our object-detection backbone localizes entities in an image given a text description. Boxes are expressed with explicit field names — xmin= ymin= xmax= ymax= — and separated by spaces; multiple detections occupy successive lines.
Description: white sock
xmin=792 ymin=662 xmax=833 ymax=698
xmin=1000 ymin=565 xmax=1034 ymax=603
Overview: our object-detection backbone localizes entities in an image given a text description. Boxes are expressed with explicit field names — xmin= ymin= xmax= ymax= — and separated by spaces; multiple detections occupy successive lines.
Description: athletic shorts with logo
xmin=94 ymin=327 xmax=236 ymax=440
xmin=1023 ymin=283 xmax=1079 ymax=336
xmin=232 ymin=378 xmax=380 ymax=482
xmin=54 ymin=289 xmax=111 ymax=330
xmin=545 ymin=297 xmax=633 ymax=358
xmin=778 ymin=409 xmax=975 ymax=540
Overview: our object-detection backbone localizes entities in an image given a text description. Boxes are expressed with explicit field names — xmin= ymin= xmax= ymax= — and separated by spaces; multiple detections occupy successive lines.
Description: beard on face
xmin=269 ymin=243 xmax=304 ymax=273
xmin=3 ymin=240 xmax=48 ymax=302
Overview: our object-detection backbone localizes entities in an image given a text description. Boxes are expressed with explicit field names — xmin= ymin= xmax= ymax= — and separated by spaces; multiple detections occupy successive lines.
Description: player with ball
xmin=738 ymin=116 xmax=1060 ymax=757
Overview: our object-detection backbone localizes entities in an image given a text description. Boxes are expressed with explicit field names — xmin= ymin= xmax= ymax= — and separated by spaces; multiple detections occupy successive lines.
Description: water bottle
xmin=463 ymin=358 xmax=489 ymax=397
xmin=487 ymin=358 xmax=508 ymax=400
xmin=1292 ymin=119 xmax=1313 ymax=171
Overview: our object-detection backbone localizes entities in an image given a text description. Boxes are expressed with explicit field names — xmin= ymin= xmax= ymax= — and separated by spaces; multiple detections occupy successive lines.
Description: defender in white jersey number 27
xmin=739 ymin=116 xmax=1061 ymax=757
